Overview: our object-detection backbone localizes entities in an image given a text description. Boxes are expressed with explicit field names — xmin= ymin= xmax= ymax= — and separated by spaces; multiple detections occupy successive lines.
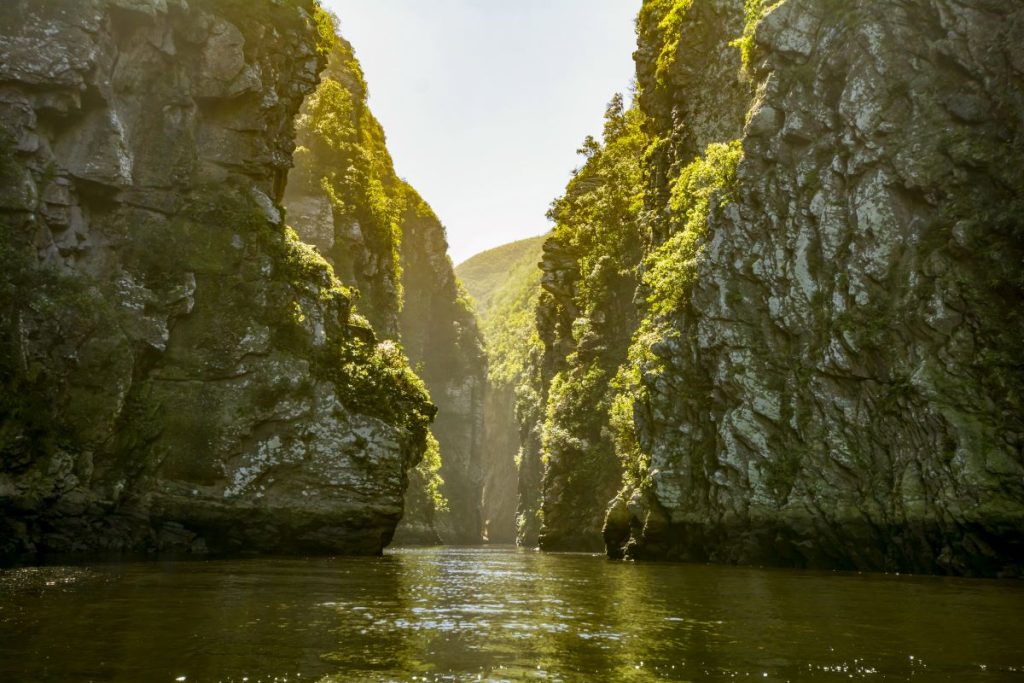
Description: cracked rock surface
xmin=606 ymin=0 xmax=1024 ymax=576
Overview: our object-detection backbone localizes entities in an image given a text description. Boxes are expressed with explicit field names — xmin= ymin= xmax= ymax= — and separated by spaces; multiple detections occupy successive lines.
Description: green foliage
xmin=452 ymin=230 xmax=548 ymax=392
xmin=324 ymin=337 xmax=434 ymax=446
xmin=638 ymin=0 xmax=695 ymax=90
xmin=289 ymin=18 xmax=406 ymax=325
xmin=547 ymin=95 xmax=647 ymax=310
xmin=417 ymin=432 xmax=448 ymax=513
xmin=498 ymin=95 xmax=653 ymax=537
xmin=730 ymin=0 xmax=785 ymax=75
xmin=541 ymin=364 xmax=619 ymax=488
xmin=608 ymin=342 xmax=655 ymax=489
xmin=642 ymin=139 xmax=743 ymax=317
xmin=282 ymin=226 xmax=351 ymax=302
xmin=312 ymin=5 xmax=338 ymax=62
xmin=609 ymin=140 xmax=742 ymax=485
xmin=473 ymin=242 xmax=546 ymax=386
xmin=455 ymin=235 xmax=546 ymax=320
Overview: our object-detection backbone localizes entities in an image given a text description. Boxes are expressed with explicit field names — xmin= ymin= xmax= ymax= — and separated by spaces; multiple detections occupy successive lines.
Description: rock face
xmin=284 ymin=26 xmax=488 ymax=545
xmin=500 ymin=0 xmax=1022 ymax=576
xmin=284 ymin=29 xmax=403 ymax=338
xmin=0 ymin=0 xmax=434 ymax=559
xmin=601 ymin=0 xmax=1024 ymax=576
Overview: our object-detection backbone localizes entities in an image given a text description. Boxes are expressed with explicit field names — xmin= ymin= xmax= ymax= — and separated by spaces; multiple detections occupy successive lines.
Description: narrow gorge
xmin=1 ymin=0 xmax=1023 ymax=679
xmin=1 ymin=0 xmax=1021 ymax=575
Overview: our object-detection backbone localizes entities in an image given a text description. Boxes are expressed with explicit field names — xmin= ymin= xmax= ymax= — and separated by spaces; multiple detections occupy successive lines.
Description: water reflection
xmin=1 ymin=547 xmax=1022 ymax=681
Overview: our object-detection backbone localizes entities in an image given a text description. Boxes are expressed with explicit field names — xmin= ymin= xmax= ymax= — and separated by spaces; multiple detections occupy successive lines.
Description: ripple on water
xmin=1 ymin=548 xmax=1023 ymax=681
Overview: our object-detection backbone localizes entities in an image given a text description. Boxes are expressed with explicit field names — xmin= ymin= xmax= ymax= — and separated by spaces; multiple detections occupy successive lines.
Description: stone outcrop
xmin=0 ymin=0 xmax=434 ymax=559
xmin=601 ymin=0 xmax=1024 ymax=576
xmin=284 ymin=25 xmax=487 ymax=545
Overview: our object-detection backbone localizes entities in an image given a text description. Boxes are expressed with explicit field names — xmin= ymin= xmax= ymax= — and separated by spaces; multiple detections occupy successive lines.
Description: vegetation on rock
xmin=470 ymin=0 xmax=1024 ymax=576
xmin=0 ymin=0 xmax=435 ymax=558
xmin=286 ymin=10 xmax=487 ymax=544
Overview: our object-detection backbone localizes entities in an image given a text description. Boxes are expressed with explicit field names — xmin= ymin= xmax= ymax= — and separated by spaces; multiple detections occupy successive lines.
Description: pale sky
xmin=319 ymin=0 xmax=642 ymax=265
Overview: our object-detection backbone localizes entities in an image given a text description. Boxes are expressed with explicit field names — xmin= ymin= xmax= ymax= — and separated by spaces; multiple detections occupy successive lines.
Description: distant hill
xmin=456 ymin=235 xmax=547 ymax=321
xmin=457 ymin=235 xmax=548 ymax=545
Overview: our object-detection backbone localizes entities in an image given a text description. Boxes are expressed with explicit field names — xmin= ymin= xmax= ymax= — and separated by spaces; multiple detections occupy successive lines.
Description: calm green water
xmin=1 ymin=546 xmax=1022 ymax=682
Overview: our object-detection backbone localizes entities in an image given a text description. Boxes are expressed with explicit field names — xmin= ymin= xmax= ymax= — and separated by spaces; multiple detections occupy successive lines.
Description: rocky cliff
xmin=609 ymin=0 xmax=1024 ymax=576
xmin=527 ymin=97 xmax=647 ymax=551
xmin=0 ymin=0 xmax=434 ymax=559
xmin=626 ymin=0 xmax=1024 ymax=575
xmin=283 ymin=20 xmax=487 ymax=545
xmin=510 ymin=0 xmax=1023 ymax=575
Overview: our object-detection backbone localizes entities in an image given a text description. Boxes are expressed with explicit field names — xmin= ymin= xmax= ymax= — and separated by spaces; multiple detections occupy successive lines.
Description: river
xmin=1 ymin=546 xmax=1021 ymax=681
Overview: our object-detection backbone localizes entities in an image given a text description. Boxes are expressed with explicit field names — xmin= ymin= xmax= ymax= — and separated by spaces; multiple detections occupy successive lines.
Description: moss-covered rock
xmin=0 ymin=0 xmax=433 ymax=559
xmin=605 ymin=0 xmax=1024 ymax=576
xmin=284 ymin=14 xmax=488 ymax=545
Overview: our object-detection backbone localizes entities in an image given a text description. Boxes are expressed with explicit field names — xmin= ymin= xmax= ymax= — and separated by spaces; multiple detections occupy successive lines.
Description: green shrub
xmin=643 ymin=139 xmax=743 ymax=317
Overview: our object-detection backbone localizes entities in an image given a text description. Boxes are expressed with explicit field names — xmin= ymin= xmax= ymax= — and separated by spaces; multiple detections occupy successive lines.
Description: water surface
xmin=1 ymin=546 xmax=1022 ymax=681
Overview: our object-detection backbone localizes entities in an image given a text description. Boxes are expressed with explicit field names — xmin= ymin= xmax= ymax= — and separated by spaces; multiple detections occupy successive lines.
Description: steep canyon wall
xmin=0 ymin=0 xmax=435 ymax=558
xmin=508 ymin=0 xmax=1023 ymax=575
xmin=283 ymin=23 xmax=487 ymax=545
